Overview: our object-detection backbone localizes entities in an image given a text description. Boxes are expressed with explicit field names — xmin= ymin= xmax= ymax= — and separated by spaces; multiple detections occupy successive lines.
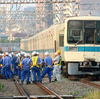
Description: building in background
xmin=54 ymin=0 xmax=100 ymax=23
xmin=36 ymin=0 xmax=53 ymax=33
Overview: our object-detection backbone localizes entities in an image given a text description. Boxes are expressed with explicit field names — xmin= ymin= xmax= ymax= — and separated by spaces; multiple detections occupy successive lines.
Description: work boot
xmin=52 ymin=79 xmax=57 ymax=82
xmin=21 ymin=81 xmax=23 ymax=85
xmin=39 ymin=80 xmax=42 ymax=83
xmin=32 ymin=81 xmax=36 ymax=84
xmin=26 ymin=82 xmax=28 ymax=85
xmin=49 ymin=79 xmax=51 ymax=83
xmin=28 ymin=81 xmax=31 ymax=84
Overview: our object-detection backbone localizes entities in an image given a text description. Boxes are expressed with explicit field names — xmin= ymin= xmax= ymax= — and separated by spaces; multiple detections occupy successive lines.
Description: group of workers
xmin=0 ymin=50 xmax=62 ymax=85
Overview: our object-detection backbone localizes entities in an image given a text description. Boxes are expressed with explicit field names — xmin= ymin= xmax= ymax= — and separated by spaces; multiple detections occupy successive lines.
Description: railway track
xmin=69 ymin=76 xmax=100 ymax=90
xmin=79 ymin=79 xmax=100 ymax=89
xmin=13 ymin=77 xmax=30 ymax=99
xmin=0 ymin=75 xmax=81 ymax=99
xmin=14 ymin=77 xmax=77 ymax=99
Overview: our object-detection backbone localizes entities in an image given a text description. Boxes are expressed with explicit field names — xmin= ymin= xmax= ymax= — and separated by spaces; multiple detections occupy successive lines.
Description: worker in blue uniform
xmin=20 ymin=53 xmax=32 ymax=85
xmin=12 ymin=54 xmax=18 ymax=75
xmin=41 ymin=52 xmax=53 ymax=83
xmin=3 ymin=52 xmax=12 ymax=79
xmin=16 ymin=53 xmax=24 ymax=79
xmin=30 ymin=51 xmax=42 ymax=83
xmin=0 ymin=54 xmax=3 ymax=73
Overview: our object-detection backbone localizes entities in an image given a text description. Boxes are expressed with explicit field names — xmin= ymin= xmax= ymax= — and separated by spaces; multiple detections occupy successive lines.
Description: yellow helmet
xmin=57 ymin=50 xmax=61 ymax=54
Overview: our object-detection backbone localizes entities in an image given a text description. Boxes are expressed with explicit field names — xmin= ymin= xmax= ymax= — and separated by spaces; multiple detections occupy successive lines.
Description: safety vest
xmin=54 ymin=56 xmax=62 ymax=65
xmin=18 ymin=57 xmax=23 ymax=66
xmin=30 ymin=56 xmax=39 ymax=68
xmin=0 ymin=64 xmax=3 ymax=67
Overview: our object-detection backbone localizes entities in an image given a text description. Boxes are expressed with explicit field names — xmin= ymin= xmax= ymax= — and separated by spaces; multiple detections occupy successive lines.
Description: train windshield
xmin=68 ymin=21 xmax=83 ymax=44
xmin=97 ymin=21 xmax=100 ymax=44
xmin=67 ymin=20 xmax=100 ymax=44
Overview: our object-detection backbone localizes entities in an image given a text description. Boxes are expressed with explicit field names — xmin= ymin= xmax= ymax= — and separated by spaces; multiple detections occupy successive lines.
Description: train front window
xmin=96 ymin=21 xmax=100 ymax=44
xmin=68 ymin=21 xmax=83 ymax=44
xmin=85 ymin=29 xmax=95 ymax=44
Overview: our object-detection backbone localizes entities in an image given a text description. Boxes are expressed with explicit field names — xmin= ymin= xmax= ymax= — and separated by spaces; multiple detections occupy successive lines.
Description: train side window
xmin=59 ymin=34 xmax=64 ymax=47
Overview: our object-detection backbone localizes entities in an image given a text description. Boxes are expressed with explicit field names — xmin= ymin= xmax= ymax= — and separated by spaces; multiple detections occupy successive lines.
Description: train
xmin=20 ymin=16 xmax=100 ymax=76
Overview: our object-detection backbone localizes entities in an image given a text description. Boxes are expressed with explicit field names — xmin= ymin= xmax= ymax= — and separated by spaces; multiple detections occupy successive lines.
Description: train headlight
xmin=97 ymin=62 xmax=99 ymax=66
xmin=68 ymin=47 xmax=78 ymax=51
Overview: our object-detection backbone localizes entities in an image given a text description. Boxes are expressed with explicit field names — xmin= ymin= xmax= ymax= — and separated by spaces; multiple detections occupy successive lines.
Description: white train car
xmin=21 ymin=16 xmax=100 ymax=76
xmin=64 ymin=16 xmax=100 ymax=75
xmin=20 ymin=23 xmax=65 ymax=60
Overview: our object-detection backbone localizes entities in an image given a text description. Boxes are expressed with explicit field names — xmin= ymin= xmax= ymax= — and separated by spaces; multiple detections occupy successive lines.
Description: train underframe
xmin=62 ymin=61 xmax=100 ymax=78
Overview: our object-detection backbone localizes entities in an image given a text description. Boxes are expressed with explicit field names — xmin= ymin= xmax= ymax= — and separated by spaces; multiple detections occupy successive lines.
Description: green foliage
xmin=11 ymin=38 xmax=21 ymax=43
xmin=0 ymin=38 xmax=9 ymax=43
xmin=83 ymin=91 xmax=100 ymax=99
xmin=0 ymin=83 xmax=4 ymax=90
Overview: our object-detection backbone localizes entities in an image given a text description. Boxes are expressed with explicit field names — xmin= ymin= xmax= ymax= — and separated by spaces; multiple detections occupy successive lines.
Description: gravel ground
xmin=42 ymin=75 xmax=100 ymax=96
xmin=0 ymin=75 xmax=100 ymax=97
xmin=22 ymin=84 xmax=49 ymax=95
xmin=0 ymin=79 xmax=20 ymax=96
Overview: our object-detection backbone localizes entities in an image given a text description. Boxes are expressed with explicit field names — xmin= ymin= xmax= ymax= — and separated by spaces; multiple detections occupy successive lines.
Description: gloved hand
xmin=48 ymin=65 xmax=52 ymax=68
xmin=16 ymin=66 xmax=18 ymax=69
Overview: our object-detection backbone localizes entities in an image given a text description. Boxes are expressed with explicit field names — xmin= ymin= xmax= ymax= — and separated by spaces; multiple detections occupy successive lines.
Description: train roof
xmin=65 ymin=16 xmax=100 ymax=21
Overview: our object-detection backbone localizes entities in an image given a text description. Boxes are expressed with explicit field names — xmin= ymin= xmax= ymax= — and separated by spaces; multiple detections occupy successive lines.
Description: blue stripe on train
xmin=64 ymin=46 xmax=100 ymax=52
xmin=20 ymin=49 xmax=55 ymax=53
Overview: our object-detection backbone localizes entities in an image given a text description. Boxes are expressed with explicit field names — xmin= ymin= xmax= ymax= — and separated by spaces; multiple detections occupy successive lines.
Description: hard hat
xmin=6 ymin=52 xmax=9 ymax=55
xmin=0 ymin=53 xmax=2 ymax=56
xmin=18 ymin=53 xmax=20 ymax=56
xmin=25 ymin=53 xmax=29 ymax=57
xmin=21 ymin=52 xmax=25 ymax=55
xmin=45 ymin=52 xmax=49 ymax=56
xmin=32 ymin=51 xmax=36 ymax=55
xmin=11 ymin=52 xmax=14 ymax=54
xmin=28 ymin=54 xmax=31 ymax=57
xmin=55 ymin=52 xmax=57 ymax=56
xmin=37 ymin=52 xmax=39 ymax=55
xmin=16 ymin=54 xmax=18 ymax=57
xmin=57 ymin=50 xmax=61 ymax=54
xmin=9 ymin=54 xmax=11 ymax=57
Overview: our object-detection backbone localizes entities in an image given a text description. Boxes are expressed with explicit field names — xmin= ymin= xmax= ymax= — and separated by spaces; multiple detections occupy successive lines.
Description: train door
xmin=84 ymin=28 xmax=96 ymax=60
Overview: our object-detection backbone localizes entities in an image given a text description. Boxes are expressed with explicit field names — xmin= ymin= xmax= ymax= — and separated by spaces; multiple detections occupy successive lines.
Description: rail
xmin=13 ymin=77 xmax=30 ymax=99
xmin=36 ymin=82 xmax=63 ymax=99
xmin=80 ymin=79 xmax=100 ymax=89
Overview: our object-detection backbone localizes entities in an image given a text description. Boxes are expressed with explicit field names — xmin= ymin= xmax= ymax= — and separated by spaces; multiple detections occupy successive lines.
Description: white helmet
xmin=16 ymin=54 xmax=18 ymax=57
xmin=0 ymin=53 xmax=2 ymax=56
xmin=25 ymin=53 xmax=29 ymax=57
xmin=6 ymin=52 xmax=9 ymax=55
xmin=11 ymin=52 xmax=14 ymax=54
xmin=37 ymin=52 xmax=39 ymax=55
xmin=28 ymin=53 xmax=31 ymax=57
xmin=45 ymin=52 xmax=49 ymax=56
xmin=9 ymin=54 xmax=11 ymax=57
xmin=18 ymin=53 xmax=20 ymax=56
xmin=32 ymin=51 xmax=36 ymax=55
xmin=21 ymin=52 xmax=25 ymax=55
xmin=55 ymin=52 xmax=57 ymax=56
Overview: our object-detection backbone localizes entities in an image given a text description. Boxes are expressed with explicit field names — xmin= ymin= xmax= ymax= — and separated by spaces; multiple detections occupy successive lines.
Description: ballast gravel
xmin=0 ymin=79 xmax=20 ymax=96
xmin=42 ymin=76 xmax=100 ymax=96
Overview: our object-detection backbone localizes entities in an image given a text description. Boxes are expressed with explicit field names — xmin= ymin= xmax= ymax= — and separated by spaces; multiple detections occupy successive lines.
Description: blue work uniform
xmin=31 ymin=56 xmax=42 ymax=83
xmin=41 ymin=56 xmax=53 ymax=82
xmin=3 ymin=56 xmax=12 ymax=79
xmin=12 ymin=56 xmax=18 ymax=75
xmin=16 ymin=56 xmax=23 ymax=79
xmin=0 ymin=58 xmax=3 ymax=73
xmin=21 ymin=57 xmax=32 ymax=83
